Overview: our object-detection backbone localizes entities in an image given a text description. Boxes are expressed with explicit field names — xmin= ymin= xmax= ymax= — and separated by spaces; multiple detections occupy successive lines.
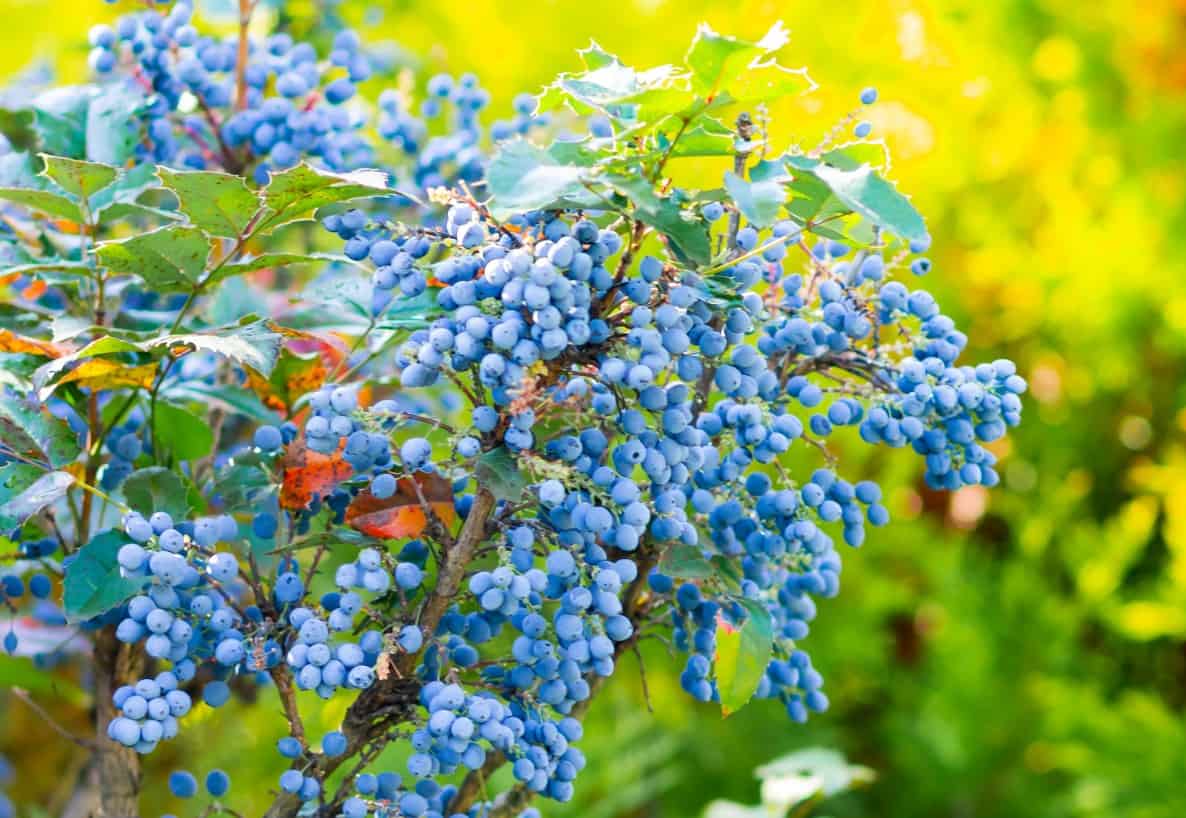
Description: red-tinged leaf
xmin=280 ymin=436 xmax=352 ymax=510
xmin=714 ymin=599 xmax=774 ymax=717
xmin=0 ymin=329 xmax=63 ymax=358
xmin=246 ymin=335 xmax=350 ymax=415
xmin=345 ymin=473 xmax=456 ymax=539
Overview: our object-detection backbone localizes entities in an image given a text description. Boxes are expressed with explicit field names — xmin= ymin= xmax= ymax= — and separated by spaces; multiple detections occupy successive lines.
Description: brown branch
xmin=11 ymin=687 xmax=96 ymax=750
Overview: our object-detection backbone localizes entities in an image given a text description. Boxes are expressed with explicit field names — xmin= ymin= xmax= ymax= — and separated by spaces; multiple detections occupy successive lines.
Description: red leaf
xmin=345 ymin=473 xmax=456 ymax=539
xmin=280 ymin=436 xmax=353 ymax=510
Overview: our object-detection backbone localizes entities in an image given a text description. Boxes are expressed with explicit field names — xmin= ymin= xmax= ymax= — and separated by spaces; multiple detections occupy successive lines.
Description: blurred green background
xmin=4 ymin=0 xmax=1186 ymax=816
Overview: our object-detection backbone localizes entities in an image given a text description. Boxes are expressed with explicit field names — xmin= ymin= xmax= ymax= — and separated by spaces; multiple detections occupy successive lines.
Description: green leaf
xmin=667 ymin=120 xmax=735 ymax=158
xmin=95 ymin=225 xmax=213 ymax=292
xmin=32 ymin=86 xmax=90 ymax=159
xmin=0 ymin=186 xmax=82 ymax=221
xmin=152 ymin=402 xmax=213 ymax=461
xmin=487 ymin=140 xmax=604 ymax=219
xmin=5 ymin=260 xmax=92 ymax=280
xmin=212 ymin=252 xmax=357 ymax=284
xmin=659 ymin=544 xmax=714 ymax=578
xmin=685 ymin=22 xmax=788 ymax=95
xmin=537 ymin=48 xmax=680 ymax=119
xmin=156 ymin=167 xmax=259 ymax=238
xmin=474 ymin=447 xmax=527 ymax=502
xmin=164 ymin=381 xmax=281 ymax=426
xmin=211 ymin=462 xmax=274 ymax=513
xmin=0 ymin=469 xmax=74 ymax=532
xmin=31 ymin=334 xmax=148 ymax=392
xmin=91 ymin=162 xmax=165 ymax=219
xmin=607 ymin=175 xmax=711 ymax=266
xmin=724 ymin=170 xmax=786 ymax=228
xmin=257 ymin=164 xmax=392 ymax=234
xmin=85 ymin=84 xmax=145 ymax=165
xmin=786 ymin=156 xmax=927 ymax=242
xmin=714 ymin=598 xmax=774 ymax=716
xmin=62 ymin=530 xmax=142 ymax=622
xmin=0 ymin=396 xmax=81 ymax=468
xmin=154 ymin=319 xmax=283 ymax=377
xmin=122 ymin=467 xmax=193 ymax=519
xmin=0 ymin=108 xmax=37 ymax=153
xmin=39 ymin=154 xmax=117 ymax=201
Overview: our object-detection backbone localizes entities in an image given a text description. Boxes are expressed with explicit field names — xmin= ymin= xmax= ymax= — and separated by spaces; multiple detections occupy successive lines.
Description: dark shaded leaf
xmin=62 ymin=530 xmax=142 ymax=622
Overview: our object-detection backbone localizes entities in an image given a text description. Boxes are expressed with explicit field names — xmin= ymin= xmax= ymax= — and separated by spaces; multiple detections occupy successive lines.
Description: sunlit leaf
xmin=39 ymin=154 xmax=117 ymax=201
xmin=714 ymin=598 xmax=773 ymax=716
xmin=156 ymin=167 xmax=259 ymax=238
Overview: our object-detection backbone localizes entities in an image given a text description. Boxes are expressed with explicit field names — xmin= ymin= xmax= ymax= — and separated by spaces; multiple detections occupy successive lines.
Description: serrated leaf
xmin=0 ymin=396 xmax=81 ymax=467
xmin=474 ymin=447 xmax=527 ymax=502
xmin=156 ymin=167 xmax=259 ymax=238
xmin=5 ymin=260 xmax=93 ymax=280
xmin=0 ymin=329 xmax=62 ymax=358
xmin=724 ymin=170 xmax=786 ymax=228
xmin=62 ymin=530 xmax=142 ymax=622
xmin=40 ymin=154 xmax=117 ymax=201
xmin=0 ymin=469 xmax=73 ymax=532
xmin=152 ymin=402 xmax=213 ymax=461
xmin=52 ymin=359 xmax=156 ymax=394
xmin=257 ymin=164 xmax=392 ymax=234
xmin=786 ymin=156 xmax=927 ymax=242
xmin=211 ymin=461 xmax=274 ymax=513
xmin=122 ymin=467 xmax=193 ymax=520
xmin=668 ymin=121 xmax=735 ymax=158
xmin=91 ymin=163 xmax=164 ymax=219
xmin=96 ymin=225 xmax=212 ymax=292
xmin=487 ymin=140 xmax=604 ymax=219
xmin=685 ymin=22 xmax=789 ymax=95
xmin=154 ymin=319 xmax=283 ymax=377
xmin=714 ymin=598 xmax=774 ymax=716
xmin=659 ymin=544 xmax=714 ymax=578
xmin=0 ymin=186 xmax=82 ymax=221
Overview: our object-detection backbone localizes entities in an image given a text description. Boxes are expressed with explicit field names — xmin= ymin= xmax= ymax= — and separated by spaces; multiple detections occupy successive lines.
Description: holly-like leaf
xmin=96 ymin=225 xmax=213 ymax=292
xmin=474 ymin=447 xmax=527 ymax=502
xmin=0 ymin=465 xmax=72 ymax=532
xmin=0 ymin=107 xmax=36 ymax=153
xmin=62 ymin=529 xmax=143 ymax=622
xmin=52 ymin=359 xmax=156 ymax=394
xmin=0 ymin=186 xmax=82 ymax=221
xmin=122 ymin=467 xmax=194 ymax=519
xmin=0 ymin=395 xmax=81 ymax=467
xmin=279 ymin=437 xmax=353 ymax=510
xmin=256 ymin=164 xmax=392 ymax=234
xmin=659 ymin=544 xmax=714 ymax=579
xmin=211 ymin=460 xmax=274 ymax=513
xmin=786 ymin=156 xmax=927 ymax=242
xmin=345 ymin=473 xmax=456 ymax=539
xmin=156 ymin=167 xmax=259 ymax=238
xmin=487 ymin=140 xmax=604 ymax=219
xmin=40 ymin=154 xmax=117 ymax=201
xmin=246 ymin=345 xmax=331 ymax=415
xmin=724 ymin=170 xmax=786 ymax=228
xmin=153 ymin=319 xmax=284 ymax=377
xmin=152 ymin=402 xmax=213 ymax=461
xmin=715 ymin=598 xmax=774 ymax=716
xmin=685 ymin=22 xmax=789 ymax=95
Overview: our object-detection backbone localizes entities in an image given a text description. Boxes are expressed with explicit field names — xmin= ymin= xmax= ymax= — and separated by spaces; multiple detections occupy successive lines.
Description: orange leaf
xmin=345 ymin=473 xmax=456 ymax=539
xmin=280 ymin=436 xmax=353 ymax=510
xmin=20 ymin=280 xmax=48 ymax=300
xmin=56 ymin=359 xmax=156 ymax=390
xmin=0 ymin=329 xmax=63 ymax=358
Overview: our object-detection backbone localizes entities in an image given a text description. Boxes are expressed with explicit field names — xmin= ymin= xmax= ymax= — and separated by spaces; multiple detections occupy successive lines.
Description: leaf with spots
xmin=279 ymin=437 xmax=353 ymax=510
xmin=345 ymin=473 xmax=456 ymax=539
